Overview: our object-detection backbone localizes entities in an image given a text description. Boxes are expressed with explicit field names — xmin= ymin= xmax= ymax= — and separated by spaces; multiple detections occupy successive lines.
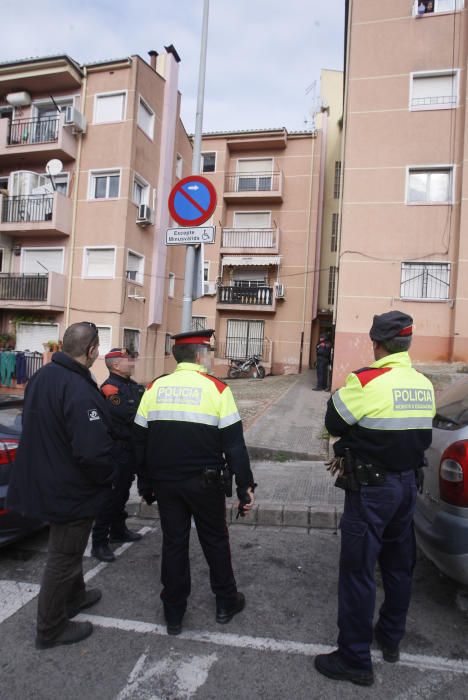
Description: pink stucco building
xmin=334 ymin=0 xmax=468 ymax=386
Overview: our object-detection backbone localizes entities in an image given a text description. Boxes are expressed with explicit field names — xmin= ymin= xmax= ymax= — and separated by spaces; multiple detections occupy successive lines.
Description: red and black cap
xmin=369 ymin=311 xmax=413 ymax=342
xmin=105 ymin=347 xmax=135 ymax=360
xmin=171 ymin=329 xmax=214 ymax=346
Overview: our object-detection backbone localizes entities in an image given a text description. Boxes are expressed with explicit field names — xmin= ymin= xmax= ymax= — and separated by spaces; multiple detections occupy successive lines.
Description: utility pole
xmin=181 ymin=0 xmax=210 ymax=331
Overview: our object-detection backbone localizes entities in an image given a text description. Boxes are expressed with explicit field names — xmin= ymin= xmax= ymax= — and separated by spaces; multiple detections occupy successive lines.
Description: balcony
xmin=0 ymin=272 xmax=66 ymax=310
xmin=217 ymin=285 xmax=277 ymax=312
xmin=0 ymin=192 xmax=72 ymax=236
xmin=221 ymin=228 xmax=280 ymax=254
xmin=0 ymin=115 xmax=77 ymax=165
xmin=223 ymin=171 xmax=283 ymax=203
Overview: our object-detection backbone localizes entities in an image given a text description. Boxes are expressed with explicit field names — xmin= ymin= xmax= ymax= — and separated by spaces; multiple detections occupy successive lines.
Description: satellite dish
xmin=46 ymin=159 xmax=63 ymax=176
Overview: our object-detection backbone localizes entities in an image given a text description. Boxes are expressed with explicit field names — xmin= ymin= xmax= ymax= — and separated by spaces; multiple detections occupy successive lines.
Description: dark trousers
xmin=155 ymin=474 xmax=237 ymax=621
xmin=316 ymin=358 xmax=329 ymax=389
xmin=92 ymin=460 xmax=134 ymax=545
xmin=337 ymin=470 xmax=417 ymax=670
xmin=37 ymin=517 xmax=94 ymax=641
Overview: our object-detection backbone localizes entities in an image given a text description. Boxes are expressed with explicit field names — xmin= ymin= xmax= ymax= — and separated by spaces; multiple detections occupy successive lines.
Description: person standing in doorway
xmin=314 ymin=333 xmax=332 ymax=391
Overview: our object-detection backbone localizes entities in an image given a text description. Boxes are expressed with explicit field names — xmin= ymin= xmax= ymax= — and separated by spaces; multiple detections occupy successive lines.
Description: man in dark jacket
xmin=91 ymin=348 xmax=145 ymax=562
xmin=314 ymin=333 xmax=332 ymax=391
xmin=7 ymin=322 xmax=115 ymax=649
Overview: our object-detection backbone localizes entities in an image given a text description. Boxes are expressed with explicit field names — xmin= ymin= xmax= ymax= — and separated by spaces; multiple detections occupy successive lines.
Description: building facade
xmin=334 ymin=0 xmax=468 ymax=386
xmin=191 ymin=128 xmax=322 ymax=375
xmin=0 ymin=50 xmax=191 ymax=384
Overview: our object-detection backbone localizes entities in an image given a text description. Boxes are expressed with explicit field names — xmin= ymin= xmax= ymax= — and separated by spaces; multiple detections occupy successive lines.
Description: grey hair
xmin=380 ymin=336 xmax=412 ymax=354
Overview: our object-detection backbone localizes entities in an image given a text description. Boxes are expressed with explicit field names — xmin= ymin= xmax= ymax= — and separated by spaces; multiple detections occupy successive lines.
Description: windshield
xmin=0 ymin=406 xmax=23 ymax=434
xmin=434 ymin=376 xmax=468 ymax=428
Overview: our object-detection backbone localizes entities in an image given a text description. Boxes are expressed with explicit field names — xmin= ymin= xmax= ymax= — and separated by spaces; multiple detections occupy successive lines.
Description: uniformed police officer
xmin=314 ymin=311 xmax=435 ymax=686
xmin=91 ymin=348 xmax=145 ymax=562
xmin=314 ymin=333 xmax=332 ymax=391
xmin=134 ymin=329 xmax=256 ymax=636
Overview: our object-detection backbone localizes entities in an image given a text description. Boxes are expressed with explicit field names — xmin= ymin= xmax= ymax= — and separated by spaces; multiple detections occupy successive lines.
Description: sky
xmin=0 ymin=0 xmax=345 ymax=133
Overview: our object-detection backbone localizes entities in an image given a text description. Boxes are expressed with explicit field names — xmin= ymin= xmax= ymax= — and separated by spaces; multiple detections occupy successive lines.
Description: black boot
xmin=109 ymin=527 xmax=142 ymax=543
xmin=374 ymin=625 xmax=400 ymax=663
xmin=91 ymin=543 xmax=115 ymax=562
xmin=67 ymin=588 xmax=102 ymax=619
xmin=35 ymin=621 xmax=93 ymax=650
xmin=314 ymin=651 xmax=374 ymax=686
xmin=216 ymin=592 xmax=245 ymax=624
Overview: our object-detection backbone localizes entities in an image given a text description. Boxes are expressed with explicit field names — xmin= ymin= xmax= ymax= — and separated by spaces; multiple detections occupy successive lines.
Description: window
xmin=333 ymin=161 xmax=341 ymax=199
xmin=126 ymin=250 xmax=144 ymax=285
xmin=168 ymin=272 xmax=175 ymax=298
xmin=328 ymin=266 xmax=338 ymax=305
xmin=96 ymin=326 xmax=112 ymax=356
xmin=201 ymin=152 xmax=216 ymax=173
xmin=237 ymin=159 xmax=273 ymax=192
xmin=401 ymin=262 xmax=450 ymax=300
xmin=123 ymin=328 xmax=140 ymax=354
xmin=331 ymin=213 xmax=339 ymax=253
xmin=133 ymin=175 xmax=149 ymax=206
xmin=233 ymin=212 xmax=271 ymax=228
xmin=411 ymin=71 xmax=458 ymax=110
xmin=226 ymin=319 xmax=264 ymax=360
xmin=137 ymin=97 xmax=154 ymax=138
xmin=53 ymin=173 xmax=69 ymax=195
xmin=191 ymin=317 xmax=207 ymax=331
xmin=414 ymin=0 xmax=464 ymax=15
xmin=0 ymin=249 xmax=3 ymax=272
xmin=83 ymin=247 xmax=116 ymax=278
xmin=94 ymin=92 xmax=126 ymax=123
xmin=407 ymin=167 xmax=453 ymax=203
xmin=89 ymin=170 xmax=120 ymax=200
xmin=16 ymin=322 xmax=59 ymax=353
xmin=22 ymin=248 xmax=64 ymax=274
xmin=175 ymin=154 xmax=183 ymax=179
xmin=165 ymin=333 xmax=172 ymax=355
xmin=232 ymin=269 xmax=267 ymax=288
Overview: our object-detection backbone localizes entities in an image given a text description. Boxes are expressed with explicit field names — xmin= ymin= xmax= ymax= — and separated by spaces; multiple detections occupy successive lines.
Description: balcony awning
xmin=222 ymin=255 xmax=281 ymax=267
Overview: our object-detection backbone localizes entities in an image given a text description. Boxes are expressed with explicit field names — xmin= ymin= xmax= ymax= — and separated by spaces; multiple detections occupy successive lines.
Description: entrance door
xmin=226 ymin=319 xmax=264 ymax=359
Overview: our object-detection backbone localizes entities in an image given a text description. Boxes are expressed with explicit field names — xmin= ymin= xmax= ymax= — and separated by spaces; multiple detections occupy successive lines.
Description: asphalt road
xmin=1 ymin=520 xmax=467 ymax=700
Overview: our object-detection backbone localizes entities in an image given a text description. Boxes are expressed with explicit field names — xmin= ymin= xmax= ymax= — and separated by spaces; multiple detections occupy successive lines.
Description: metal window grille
xmin=191 ymin=317 xmax=207 ymax=331
xmin=333 ymin=162 xmax=342 ymax=199
xmin=400 ymin=263 xmax=450 ymax=300
xmin=331 ymin=213 xmax=339 ymax=252
xmin=328 ymin=266 xmax=338 ymax=305
xmin=225 ymin=320 xmax=264 ymax=360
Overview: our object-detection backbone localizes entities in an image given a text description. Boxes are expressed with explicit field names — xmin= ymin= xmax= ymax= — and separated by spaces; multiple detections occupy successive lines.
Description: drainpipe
xmin=65 ymin=65 xmax=87 ymax=328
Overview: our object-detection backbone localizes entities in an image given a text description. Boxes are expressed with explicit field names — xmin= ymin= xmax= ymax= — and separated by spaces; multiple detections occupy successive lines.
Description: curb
xmin=133 ymin=500 xmax=343 ymax=531
xmin=246 ymin=445 xmax=328 ymax=462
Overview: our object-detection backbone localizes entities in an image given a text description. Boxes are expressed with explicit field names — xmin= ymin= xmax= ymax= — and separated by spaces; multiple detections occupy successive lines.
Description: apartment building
xmin=334 ymin=0 xmax=467 ymax=386
xmin=191 ymin=128 xmax=322 ymax=375
xmin=0 ymin=50 xmax=191 ymax=384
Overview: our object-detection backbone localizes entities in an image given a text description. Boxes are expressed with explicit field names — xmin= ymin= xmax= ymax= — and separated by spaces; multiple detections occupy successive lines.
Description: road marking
xmin=393 ymin=671 xmax=456 ymax=699
xmin=0 ymin=580 xmax=40 ymax=623
xmin=77 ymin=612 xmax=468 ymax=676
xmin=116 ymin=648 xmax=217 ymax=699
xmin=84 ymin=526 xmax=155 ymax=582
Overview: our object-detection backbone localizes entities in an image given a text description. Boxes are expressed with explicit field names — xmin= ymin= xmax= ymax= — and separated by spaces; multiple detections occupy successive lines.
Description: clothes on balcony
xmin=0 ymin=350 xmax=16 ymax=387
xmin=15 ymin=352 xmax=27 ymax=385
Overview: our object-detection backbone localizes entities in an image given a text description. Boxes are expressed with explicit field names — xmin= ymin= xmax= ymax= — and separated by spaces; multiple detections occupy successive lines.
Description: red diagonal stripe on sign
xmin=179 ymin=186 xmax=206 ymax=215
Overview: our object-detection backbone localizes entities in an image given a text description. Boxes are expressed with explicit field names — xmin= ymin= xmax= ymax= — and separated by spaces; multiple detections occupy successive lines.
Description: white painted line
xmin=0 ymin=580 xmax=40 ymax=623
xmin=76 ymin=613 xmax=468 ymax=676
xmin=84 ymin=526 xmax=155 ymax=583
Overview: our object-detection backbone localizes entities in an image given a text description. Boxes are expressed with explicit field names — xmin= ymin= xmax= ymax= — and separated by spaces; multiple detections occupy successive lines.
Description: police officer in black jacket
xmin=91 ymin=348 xmax=145 ymax=562
xmin=7 ymin=322 xmax=115 ymax=649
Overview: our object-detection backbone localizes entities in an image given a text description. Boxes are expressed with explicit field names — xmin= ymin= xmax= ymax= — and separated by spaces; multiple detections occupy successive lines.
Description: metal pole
xmin=181 ymin=0 xmax=209 ymax=331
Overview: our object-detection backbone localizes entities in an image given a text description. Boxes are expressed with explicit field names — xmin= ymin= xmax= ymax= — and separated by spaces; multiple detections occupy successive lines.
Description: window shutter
xmin=237 ymin=159 xmax=273 ymax=174
xmin=97 ymin=326 xmax=111 ymax=355
xmin=86 ymin=248 xmax=115 ymax=277
xmin=22 ymin=249 xmax=63 ymax=274
xmin=16 ymin=323 xmax=59 ymax=352
xmin=412 ymin=74 xmax=456 ymax=104
xmin=233 ymin=212 xmax=270 ymax=228
xmin=95 ymin=93 xmax=125 ymax=123
xmin=138 ymin=100 xmax=153 ymax=136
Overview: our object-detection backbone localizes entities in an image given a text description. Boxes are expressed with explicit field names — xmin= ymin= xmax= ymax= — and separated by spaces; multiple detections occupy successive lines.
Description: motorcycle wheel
xmin=228 ymin=366 xmax=241 ymax=378
xmin=255 ymin=366 xmax=266 ymax=379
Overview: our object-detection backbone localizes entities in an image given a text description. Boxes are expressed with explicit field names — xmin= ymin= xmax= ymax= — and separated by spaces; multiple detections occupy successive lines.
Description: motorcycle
xmin=227 ymin=354 xmax=266 ymax=379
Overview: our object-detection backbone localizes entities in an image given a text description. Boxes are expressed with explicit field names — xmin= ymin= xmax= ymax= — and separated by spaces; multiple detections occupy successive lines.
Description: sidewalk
xmin=134 ymin=369 xmax=344 ymax=530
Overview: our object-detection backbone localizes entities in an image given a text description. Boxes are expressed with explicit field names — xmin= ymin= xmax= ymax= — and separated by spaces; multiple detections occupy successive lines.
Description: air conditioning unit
xmin=275 ymin=283 xmax=285 ymax=299
xmin=204 ymin=281 xmax=217 ymax=296
xmin=136 ymin=204 xmax=154 ymax=226
xmin=64 ymin=106 xmax=87 ymax=133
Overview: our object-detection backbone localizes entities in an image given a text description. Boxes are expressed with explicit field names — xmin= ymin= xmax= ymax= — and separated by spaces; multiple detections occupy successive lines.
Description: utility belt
xmin=201 ymin=466 xmax=233 ymax=497
xmin=328 ymin=449 xmax=386 ymax=492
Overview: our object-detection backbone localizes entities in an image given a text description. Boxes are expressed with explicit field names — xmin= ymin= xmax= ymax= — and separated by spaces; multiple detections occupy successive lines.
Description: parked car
xmin=414 ymin=376 xmax=468 ymax=585
xmin=0 ymin=395 xmax=44 ymax=546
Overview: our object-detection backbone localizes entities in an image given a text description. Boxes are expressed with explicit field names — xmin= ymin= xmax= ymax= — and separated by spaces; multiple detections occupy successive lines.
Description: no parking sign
xmin=168 ymin=175 xmax=217 ymax=228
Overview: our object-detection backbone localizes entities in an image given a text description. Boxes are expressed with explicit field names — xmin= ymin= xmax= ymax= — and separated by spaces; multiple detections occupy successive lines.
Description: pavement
xmin=135 ymin=370 xmax=343 ymax=530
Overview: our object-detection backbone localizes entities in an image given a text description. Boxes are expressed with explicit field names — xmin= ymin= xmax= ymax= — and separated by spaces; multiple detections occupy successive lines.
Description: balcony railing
xmin=222 ymin=228 xmax=276 ymax=248
xmin=0 ymin=274 xmax=48 ymax=301
xmin=1 ymin=195 xmax=54 ymax=223
xmin=8 ymin=117 xmax=60 ymax=146
xmin=218 ymin=285 xmax=273 ymax=306
xmin=224 ymin=172 xmax=281 ymax=194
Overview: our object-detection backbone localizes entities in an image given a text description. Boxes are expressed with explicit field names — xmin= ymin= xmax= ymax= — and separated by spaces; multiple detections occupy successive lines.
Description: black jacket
xmin=7 ymin=352 xmax=115 ymax=523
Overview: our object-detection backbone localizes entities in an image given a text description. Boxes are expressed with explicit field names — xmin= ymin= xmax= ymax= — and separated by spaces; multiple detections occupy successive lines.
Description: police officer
xmin=314 ymin=333 xmax=332 ymax=391
xmin=314 ymin=311 xmax=435 ymax=686
xmin=134 ymin=329 xmax=256 ymax=636
xmin=91 ymin=348 xmax=145 ymax=562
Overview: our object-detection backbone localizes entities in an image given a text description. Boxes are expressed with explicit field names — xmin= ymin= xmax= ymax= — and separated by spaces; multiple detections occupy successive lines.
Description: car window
xmin=0 ymin=406 xmax=23 ymax=433
xmin=434 ymin=376 xmax=468 ymax=428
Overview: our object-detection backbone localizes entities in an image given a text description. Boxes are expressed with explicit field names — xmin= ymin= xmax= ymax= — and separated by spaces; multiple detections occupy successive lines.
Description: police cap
xmin=105 ymin=347 xmax=136 ymax=360
xmin=369 ymin=311 xmax=413 ymax=342
xmin=171 ymin=329 xmax=214 ymax=346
